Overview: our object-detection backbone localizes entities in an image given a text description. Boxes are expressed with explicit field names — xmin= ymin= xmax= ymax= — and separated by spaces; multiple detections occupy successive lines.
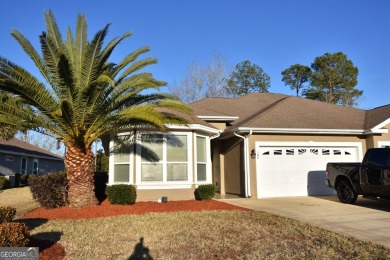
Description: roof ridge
xmin=231 ymin=96 xmax=290 ymax=128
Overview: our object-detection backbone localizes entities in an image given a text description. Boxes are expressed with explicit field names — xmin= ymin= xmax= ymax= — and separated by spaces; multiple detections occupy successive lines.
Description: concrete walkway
xmin=220 ymin=196 xmax=390 ymax=249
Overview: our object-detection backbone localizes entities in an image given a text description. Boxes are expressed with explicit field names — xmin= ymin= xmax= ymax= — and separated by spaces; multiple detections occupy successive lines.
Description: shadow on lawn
xmin=15 ymin=218 xmax=63 ymax=253
xmin=128 ymin=237 xmax=154 ymax=260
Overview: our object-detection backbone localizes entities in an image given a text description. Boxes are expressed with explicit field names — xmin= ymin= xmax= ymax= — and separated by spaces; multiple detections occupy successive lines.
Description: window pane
xmin=114 ymin=153 xmax=130 ymax=163
xmin=141 ymin=134 xmax=163 ymax=162
xmin=197 ymin=164 xmax=207 ymax=181
xmin=167 ymin=163 xmax=188 ymax=181
xmin=114 ymin=164 xmax=130 ymax=182
xmin=197 ymin=136 xmax=206 ymax=162
xmin=167 ymin=135 xmax=187 ymax=162
xmin=141 ymin=164 xmax=163 ymax=181
xmin=113 ymin=136 xmax=132 ymax=163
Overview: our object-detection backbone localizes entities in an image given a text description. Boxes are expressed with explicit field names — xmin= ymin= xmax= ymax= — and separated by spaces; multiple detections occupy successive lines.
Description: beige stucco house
xmin=108 ymin=93 xmax=390 ymax=201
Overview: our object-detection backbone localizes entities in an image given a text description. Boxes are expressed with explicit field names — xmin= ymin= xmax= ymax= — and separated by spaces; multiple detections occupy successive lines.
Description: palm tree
xmin=0 ymin=11 xmax=190 ymax=207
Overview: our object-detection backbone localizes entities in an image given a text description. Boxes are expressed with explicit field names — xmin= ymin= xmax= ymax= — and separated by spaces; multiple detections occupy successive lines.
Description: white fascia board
xmin=228 ymin=127 xmax=365 ymax=135
xmin=368 ymin=118 xmax=390 ymax=134
xmin=197 ymin=115 xmax=239 ymax=122
xmin=165 ymin=124 xmax=220 ymax=134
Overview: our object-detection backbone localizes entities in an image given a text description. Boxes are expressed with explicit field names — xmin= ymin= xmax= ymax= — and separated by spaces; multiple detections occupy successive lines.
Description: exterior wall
xmin=37 ymin=158 xmax=65 ymax=175
xmin=221 ymin=138 xmax=244 ymax=196
xmin=247 ymin=134 xmax=367 ymax=198
xmin=211 ymin=140 xmax=221 ymax=192
xmin=0 ymin=153 xmax=64 ymax=176
xmin=136 ymin=187 xmax=196 ymax=201
xmin=208 ymin=122 xmax=227 ymax=131
xmin=370 ymin=124 xmax=390 ymax=148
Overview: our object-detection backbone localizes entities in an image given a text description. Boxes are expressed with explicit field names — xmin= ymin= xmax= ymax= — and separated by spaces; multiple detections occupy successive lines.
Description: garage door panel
xmin=256 ymin=144 xmax=360 ymax=198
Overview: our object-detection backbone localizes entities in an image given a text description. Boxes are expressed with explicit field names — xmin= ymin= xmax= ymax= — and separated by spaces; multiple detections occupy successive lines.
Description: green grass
xmin=2 ymin=187 xmax=390 ymax=259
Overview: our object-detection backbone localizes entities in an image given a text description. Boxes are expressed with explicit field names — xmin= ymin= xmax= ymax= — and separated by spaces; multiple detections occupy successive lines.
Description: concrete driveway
xmin=220 ymin=196 xmax=390 ymax=249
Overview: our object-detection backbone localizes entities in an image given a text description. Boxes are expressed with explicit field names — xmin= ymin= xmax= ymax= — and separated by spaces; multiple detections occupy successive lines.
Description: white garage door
xmin=256 ymin=142 xmax=361 ymax=198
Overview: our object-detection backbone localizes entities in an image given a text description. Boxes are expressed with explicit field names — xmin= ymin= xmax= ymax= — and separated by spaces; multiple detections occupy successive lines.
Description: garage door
xmin=256 ymin=142 xmax=361 ymax=198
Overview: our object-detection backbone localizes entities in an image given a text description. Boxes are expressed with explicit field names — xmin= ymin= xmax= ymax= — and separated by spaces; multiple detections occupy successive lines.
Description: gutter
xmin=234 ymin=130 xmax=252 ymax=198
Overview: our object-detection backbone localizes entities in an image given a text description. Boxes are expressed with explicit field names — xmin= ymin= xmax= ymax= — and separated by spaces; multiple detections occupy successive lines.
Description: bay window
xmin=137 ymin=132 xmax=191 ymax=183
xmin=112 ymin=135 xmax=133 ymax=183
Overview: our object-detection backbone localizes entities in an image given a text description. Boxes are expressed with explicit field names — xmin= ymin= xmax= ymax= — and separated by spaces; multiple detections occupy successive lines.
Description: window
xmin=196 ymin=136 xmax=207 ymax=181
xmin=32 ymin=158 xmax=38 ymax=174
xmin=138 ymin=133 xmax=191 ymax=183
xmin=20 ymin=157 xmax=27 ymax=174
xmin=112 ymin=135 xmax=133 ymax=183
xmin=6 ymin=155 xmax=14 ymax=161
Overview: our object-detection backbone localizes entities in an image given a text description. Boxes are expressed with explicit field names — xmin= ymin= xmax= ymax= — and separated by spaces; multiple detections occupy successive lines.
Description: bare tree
xmin=169 ymin=53 xmax=231 ymax=103
xmin=16 ymin=131 xmax=64 ymax=155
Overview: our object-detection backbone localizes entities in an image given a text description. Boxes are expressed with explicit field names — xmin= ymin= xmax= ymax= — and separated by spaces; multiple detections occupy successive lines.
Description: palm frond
xmin=116 ymin=57 xmax=158 ymax=83
xmin=11 ymin=30 xmax=54 ymax=89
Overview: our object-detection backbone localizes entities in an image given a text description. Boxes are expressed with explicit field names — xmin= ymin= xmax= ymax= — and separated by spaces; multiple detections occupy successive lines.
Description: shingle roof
xmin=0 ymin=138 xmax=63 ymax=160
xmin=189 ymin=93 xmax=390 ymax=131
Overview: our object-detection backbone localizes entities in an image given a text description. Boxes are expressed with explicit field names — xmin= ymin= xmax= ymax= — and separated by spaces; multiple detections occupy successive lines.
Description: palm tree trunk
xmin=65 ymin=146 xmax=98 ymax=208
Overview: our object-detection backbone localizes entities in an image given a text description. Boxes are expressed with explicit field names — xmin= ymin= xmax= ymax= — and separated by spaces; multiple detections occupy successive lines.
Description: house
xmin=108 ymin=93 xmax=390 ymax=201
xmin=0 ymin=138 xmax=65 ymax=178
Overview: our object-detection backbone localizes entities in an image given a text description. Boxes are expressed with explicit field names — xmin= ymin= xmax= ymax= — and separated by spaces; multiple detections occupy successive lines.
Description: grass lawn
xmin=2 ymin=187 xmax=390 ymax=259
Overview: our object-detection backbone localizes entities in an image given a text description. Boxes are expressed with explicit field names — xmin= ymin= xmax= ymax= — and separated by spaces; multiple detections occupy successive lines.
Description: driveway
xmin=220 ymin=196 xmax=390 ymax=249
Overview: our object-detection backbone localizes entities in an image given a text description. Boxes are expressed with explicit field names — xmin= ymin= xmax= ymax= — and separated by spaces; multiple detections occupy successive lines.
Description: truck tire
xmin=336 ymin=180 xmax=357 ymax=204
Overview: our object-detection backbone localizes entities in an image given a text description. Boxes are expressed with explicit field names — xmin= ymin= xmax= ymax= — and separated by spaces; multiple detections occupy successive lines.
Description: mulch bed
xmin=25 ymin=199 xmax=250 ymax=259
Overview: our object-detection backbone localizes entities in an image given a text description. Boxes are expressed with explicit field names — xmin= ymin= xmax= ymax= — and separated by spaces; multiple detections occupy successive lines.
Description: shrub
xmin=106 ymin=184 xmax=137 ymax=205
xmin=0 ymin=206 xmax=16 ymax=223
xmin=29 ymin=171 xmax=68 ymax=208
xmin=20 ymin=174 xmax=29 ymax=186
xmin=0 ymin=176 xmax=10 ymax=190
xmin=20 ymin=174 xmax=38 ymax=186
xmin=195 ymin=184 xmax=216 ymax=200
xmin=0 ymin=222 xmax=30 ymax=247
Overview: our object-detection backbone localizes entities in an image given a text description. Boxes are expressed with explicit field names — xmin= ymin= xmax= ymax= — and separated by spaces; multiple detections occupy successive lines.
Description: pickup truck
xmin=326 ymin=148 xmax=390 ymax=204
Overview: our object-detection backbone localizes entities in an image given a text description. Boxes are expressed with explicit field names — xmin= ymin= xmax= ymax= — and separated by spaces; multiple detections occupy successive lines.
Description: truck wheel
xmin=336 ymin=180 xmax=357 ymax=204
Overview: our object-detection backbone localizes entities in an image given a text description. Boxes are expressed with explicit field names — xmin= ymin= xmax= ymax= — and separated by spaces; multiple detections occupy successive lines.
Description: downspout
xmin=234 ymin=130 xmax=252 ymax=198
xmin=246 ymin=130 xmax=252 ymax=197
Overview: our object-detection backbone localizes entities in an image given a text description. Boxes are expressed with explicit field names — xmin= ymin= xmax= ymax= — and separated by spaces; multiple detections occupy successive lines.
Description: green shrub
xmin=0 ymin=222 xmax=30 ymax=247
xmin=19 ymin=174 xmax=38 ymax=186
xmin=106 ymin=184 xmax=137 ymax=205
xmin=0 ymin=176 xmax=10 ymax=190
xmin=0 ymin=206 xmax=16 ymax=223
xmin=29 ymin=171 xmax=68 ymax=208
xmin=195 ymin=184 xmax=216 ymax=200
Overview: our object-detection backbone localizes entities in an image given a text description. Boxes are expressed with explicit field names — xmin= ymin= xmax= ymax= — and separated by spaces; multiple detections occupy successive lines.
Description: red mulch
xmin=25 ymin=199 xmax=250 ymax=259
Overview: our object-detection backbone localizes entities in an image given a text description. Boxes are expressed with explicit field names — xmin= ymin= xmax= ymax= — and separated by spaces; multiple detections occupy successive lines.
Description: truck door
xmin=362 ymin=149 xmax=390 ymax=196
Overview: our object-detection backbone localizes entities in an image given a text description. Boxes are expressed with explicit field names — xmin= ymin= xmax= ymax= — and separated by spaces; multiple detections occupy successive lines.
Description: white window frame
xmin=194 ymin=134 xmax=212 ymax=185
xmin=32 ymin=158 xmax=39 ymax=175
xmin=136 ymin=132 xmax=193 ymax=189
xmin=20 ymin=157 xmax=27 ymax=174
xmin=109 ymin=133 xmax=134 ymax=185
xmin=6 ymin=155 xmax=14 ymax=161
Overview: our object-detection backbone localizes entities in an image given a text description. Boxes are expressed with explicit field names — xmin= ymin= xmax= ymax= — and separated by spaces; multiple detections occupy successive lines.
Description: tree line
xmin=170 ymin=52 xmax=362 ymax=107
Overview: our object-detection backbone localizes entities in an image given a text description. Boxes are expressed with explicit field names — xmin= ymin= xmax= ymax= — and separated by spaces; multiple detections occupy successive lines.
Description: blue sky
xmin=0 ymin=0 xmax=389 ymax=109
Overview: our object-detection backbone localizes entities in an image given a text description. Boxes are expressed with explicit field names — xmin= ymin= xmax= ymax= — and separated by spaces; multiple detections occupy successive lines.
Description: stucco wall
xmin=222 ymin=139 xmax=244 ymax=195
xmin=369 ymin=124 xmax=390 ymax=148
xmin=136 ymin=187 xmax=196 ymax=201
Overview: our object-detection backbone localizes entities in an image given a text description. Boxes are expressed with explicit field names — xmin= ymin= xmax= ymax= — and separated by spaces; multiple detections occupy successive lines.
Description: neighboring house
xmin=108 ymin=93 xmax=390 ymax=201
xmin=0 ymin=138 xmax=64 ymax=177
